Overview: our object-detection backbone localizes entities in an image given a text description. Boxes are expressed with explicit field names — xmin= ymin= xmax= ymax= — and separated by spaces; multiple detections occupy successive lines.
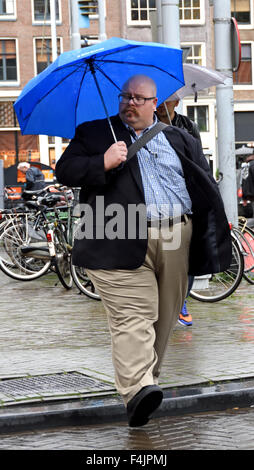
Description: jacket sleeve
xmin=55 ymin=125 xmax=106 ymax=188
xmin=25 ymin=168 xmax=36 ymax=189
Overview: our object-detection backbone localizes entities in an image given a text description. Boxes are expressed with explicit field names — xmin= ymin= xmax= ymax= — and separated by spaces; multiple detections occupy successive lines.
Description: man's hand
xmin=104 ymin=141 xmax=127 ymax=171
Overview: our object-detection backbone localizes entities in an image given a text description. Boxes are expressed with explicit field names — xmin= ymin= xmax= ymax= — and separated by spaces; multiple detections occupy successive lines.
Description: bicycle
xmin=18 ymin=187 xmax=74 ymax=289
xmin=189 ymin=227 xmax=245 ymax=302
xmin=0 ymin=185 xmax=70 ymax=284
xmin=0 ymin=203 xmax=52 ymax=281
xmin=56 ymin=201 xmax=101 ymax=298
xmin=237 ymin=217 xmax=254 ymax=285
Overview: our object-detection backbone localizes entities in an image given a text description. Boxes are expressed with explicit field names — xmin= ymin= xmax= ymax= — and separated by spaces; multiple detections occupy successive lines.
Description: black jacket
xmin=56 ymin=114 xmax=232 ymax=275
xmin=172 ymin=112 xmax=202 ymax=142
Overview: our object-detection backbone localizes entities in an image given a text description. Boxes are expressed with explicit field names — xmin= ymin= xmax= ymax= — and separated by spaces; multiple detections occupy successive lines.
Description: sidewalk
xmin=0 ymin=269 xmax=254 ymax=432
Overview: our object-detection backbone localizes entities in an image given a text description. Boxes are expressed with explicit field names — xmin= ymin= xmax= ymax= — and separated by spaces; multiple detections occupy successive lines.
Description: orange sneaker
xmin=178 ymin=301 xmax=192 ymax=326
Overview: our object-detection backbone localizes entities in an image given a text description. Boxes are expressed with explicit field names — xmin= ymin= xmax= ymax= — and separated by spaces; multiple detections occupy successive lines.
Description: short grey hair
xmin=17 ymin=162 xmax=30 ymax=170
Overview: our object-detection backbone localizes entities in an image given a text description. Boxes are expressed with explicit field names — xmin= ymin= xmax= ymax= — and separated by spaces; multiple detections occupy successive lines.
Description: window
xmin=33 ymin=0 xmax=59 ymax=22
xmin=128 ymin=0 xmax=156 ymax=24
xmin=179 ymin=0 xmax=204 ymax=23
xmin=0 ymin=39 xmax=17 ymax=81
xmin=181 ymin=43 xmax=205 ymax=66
xmin=78 ymin=0 xmax=98 ymax=16
xmin=187 ymin=105 xmax=209 ymax=132
xmin=0 ymin=101 xmax=15 ymax=127
xmin=0 ymin=0 xmax=16 ymax=18
xmin=35 ymin=38 xmax=61 ymax=74
xmin=231 ymin=0 xmax=251 ymax=25
xmin=233 ymin=43 xmax=252 ymax=85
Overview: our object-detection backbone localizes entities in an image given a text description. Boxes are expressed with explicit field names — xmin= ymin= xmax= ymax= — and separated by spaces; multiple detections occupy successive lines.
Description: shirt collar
xmin=122 ymin=114 xmax=158 ymax=139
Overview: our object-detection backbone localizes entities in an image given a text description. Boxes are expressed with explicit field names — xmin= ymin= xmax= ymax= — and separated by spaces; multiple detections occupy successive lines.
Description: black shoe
xmin=127 ymin=385 xmax=163 ymax=427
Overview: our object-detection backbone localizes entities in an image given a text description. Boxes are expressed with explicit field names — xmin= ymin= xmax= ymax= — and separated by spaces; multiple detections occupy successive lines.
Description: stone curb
xmin=0 ymin=382 xmax=254 ymax=433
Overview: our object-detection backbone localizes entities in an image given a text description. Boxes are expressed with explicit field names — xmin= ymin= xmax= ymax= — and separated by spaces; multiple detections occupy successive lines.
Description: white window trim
xmin=31 ymin=0 xmax=62 ymax=25
xmin=181 ymin=41 xmax=206 ymax=66
xmin=0 ymin=89 xmax=20 ymax=98
xmin=88 ymin=0 xmax=106 ymax=20
xmin=233 ymin=41 xmax=254 ymax=90
xmin=234 ymin=102 xmax=254 ymax=112
xmin=183 ymin=98 xmax=217 ymax=174
xmin=179 ymin=0 xmax=205 ymax=26
xmin=183 ymin=101 xmax=210 ymax=133
xmin=233 ymin=0 xmax=254 ymax=30
xmin=126 ymin=0 xmax=156 ymax=26
xmin=0 ymin=0 xmax=17 ymax=20
xmin=33 ymin=36 xmax=63 ymax=77
xmin=0 ymin=37 xmax=20 ymax=87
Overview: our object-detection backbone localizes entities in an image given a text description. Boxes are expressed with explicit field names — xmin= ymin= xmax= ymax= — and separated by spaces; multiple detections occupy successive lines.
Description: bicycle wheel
xmin=243 ymin=270 xmax=254 ymax=284
xmin=52 ymin=226 xmax=73 ymax=289
xmin=0 ymin=223 xmax=51 ymax=281
xmin=71 ymin=262 xmax=101 ymax=300
xmin=236 ymin=225 xmax=254 ymax=284
xmin=190 ymin=237 xmax=244 ymax=302
xmin=234 ymin=226 xmax=254 ymax=273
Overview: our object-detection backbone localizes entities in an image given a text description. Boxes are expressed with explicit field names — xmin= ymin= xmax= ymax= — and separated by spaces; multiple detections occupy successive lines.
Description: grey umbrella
xmin=235 ymin=146 xmax=254 ymax=156
xmin=167 ymin=63 xmax=228 ymax=102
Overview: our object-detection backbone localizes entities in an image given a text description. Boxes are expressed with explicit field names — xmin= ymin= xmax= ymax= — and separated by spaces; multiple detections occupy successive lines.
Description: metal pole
xmin=213 ymin=0 xmax=238 ymax=226
xmin=50 ymin=0 xmax=57 ymax=60
xmin=161 ymin=0 xmax=180 ymax=49
xmin=161 ymin=0 xmax=182 ymax=112
xmin=156 ymin=0 xmax=163 ymax=43
xmin=98 ymin=0 xmax=107 ymax=42
xmin=70 ymin=0 xmax=81 ymax=50
xmin=50 ymin=0 xmax=62 ymax=162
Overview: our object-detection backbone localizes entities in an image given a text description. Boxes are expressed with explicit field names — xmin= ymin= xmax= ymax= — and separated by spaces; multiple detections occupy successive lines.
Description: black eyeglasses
xmin=118 ymin=93 xmax=156 ymax=106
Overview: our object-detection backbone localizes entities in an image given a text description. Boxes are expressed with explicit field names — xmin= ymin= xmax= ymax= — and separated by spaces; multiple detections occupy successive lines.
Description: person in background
xmin=156 ymin=98 xmax=201 ymax=143
xmin=17 ymin=162 xmax=46 ymax=191
xmin=157 ymin=98 xmax=202 ymax=327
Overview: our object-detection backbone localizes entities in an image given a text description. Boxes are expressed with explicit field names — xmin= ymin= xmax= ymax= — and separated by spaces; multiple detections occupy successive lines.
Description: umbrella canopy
xmin=167 ymin=63 xmax=228 ymax=101
xmin=14 ymin=37 xmax=185 ymax=140
xmin=235 ymin=146 xmax=254 ymax=156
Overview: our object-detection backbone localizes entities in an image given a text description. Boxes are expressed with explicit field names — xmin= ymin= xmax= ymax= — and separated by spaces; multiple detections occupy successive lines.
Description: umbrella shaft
xmin=89 ymin=60 xmax=117 ymax=143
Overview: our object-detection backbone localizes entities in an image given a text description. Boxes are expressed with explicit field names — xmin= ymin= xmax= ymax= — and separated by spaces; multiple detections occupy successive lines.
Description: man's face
xmin=119 ymin=78 xmax=158 ymax=132
xmin=19 ymin=167 xmax=28 ymax=174
xmin=156 ymin=100 xmax=179 ymax=119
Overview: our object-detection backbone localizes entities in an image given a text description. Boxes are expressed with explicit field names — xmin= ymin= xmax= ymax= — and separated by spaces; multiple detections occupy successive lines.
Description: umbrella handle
xmin=89 ymin=60 xmax=117 ymax=143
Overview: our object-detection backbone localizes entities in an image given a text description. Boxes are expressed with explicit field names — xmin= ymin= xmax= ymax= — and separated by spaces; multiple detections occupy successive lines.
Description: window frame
xmin=181 ymin=41 xmax=206 ymax=66
xmin=233 ymin=41 xmax=254 ymax=90
xmin=185 ymin=103 xmax=210 ymax=133
xmin=231 ymin=0 xmax=254 ymax=30
xmin=179 ymin=0 xmax=205 ymax=26
xmin=81 ymin=0 xmax=107 ymax=20
xmin=31 ymin=0 xmax=62 ymax=25
xmin=126 ymin=0 xmax=156 ymax=26
xmin=33 ymin=36 xmax=63 ymax=76
xmin=0 ymin=0 xmax=16 ymax=20
xmin=0 ymin=37 xmax=19 ymax=87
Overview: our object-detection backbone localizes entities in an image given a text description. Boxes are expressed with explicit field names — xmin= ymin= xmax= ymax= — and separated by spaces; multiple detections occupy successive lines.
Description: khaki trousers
xmin=86 ymin=219 xmax=192 ymax=406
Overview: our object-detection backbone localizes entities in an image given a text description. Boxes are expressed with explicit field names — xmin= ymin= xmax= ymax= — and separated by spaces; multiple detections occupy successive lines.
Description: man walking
xmin=56 ymin=74 xmax=231 ymax=427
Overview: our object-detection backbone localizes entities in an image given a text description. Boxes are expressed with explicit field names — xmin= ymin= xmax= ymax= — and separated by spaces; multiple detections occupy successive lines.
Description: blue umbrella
xmin=14 ymin=37 xmax=184 ymax=141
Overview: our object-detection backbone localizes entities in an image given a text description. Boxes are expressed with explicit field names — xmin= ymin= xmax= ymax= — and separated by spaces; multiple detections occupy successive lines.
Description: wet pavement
xmin=1 ymin=407 xmax=254 ymax=450
xmin=0 ymin=268 xmax=254 ymax=450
